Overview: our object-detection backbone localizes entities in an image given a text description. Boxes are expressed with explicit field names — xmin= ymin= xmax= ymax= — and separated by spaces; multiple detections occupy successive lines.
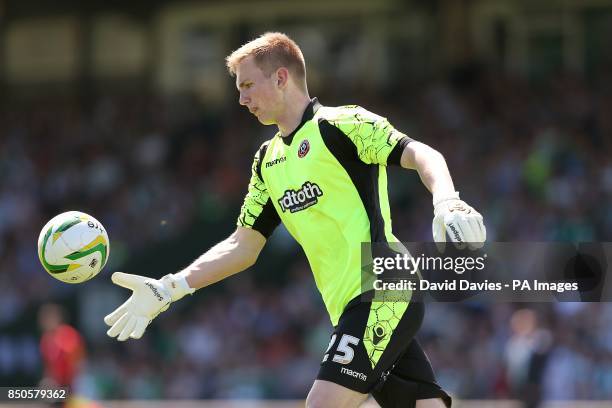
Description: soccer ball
xmin=38 ymin=211 xmax=110 ymax=283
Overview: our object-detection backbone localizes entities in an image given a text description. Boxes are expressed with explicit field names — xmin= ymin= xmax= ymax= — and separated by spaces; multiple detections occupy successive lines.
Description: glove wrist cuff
xmin=160 ymin=274 xmax=195 ymax=302
xmin=433 ymin=191 xmax=460 ymax=208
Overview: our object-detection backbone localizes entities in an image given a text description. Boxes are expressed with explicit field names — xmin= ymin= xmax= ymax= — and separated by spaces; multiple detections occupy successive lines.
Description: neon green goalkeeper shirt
xmin=237 ymin=98 xmax=413 ymax=325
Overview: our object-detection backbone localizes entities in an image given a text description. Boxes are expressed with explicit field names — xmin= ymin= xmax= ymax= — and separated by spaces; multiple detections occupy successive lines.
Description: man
xmin=38 ymin=303 xmax=100 ymax=408
xmin=104 ymin=32 xmax=485 ymax=408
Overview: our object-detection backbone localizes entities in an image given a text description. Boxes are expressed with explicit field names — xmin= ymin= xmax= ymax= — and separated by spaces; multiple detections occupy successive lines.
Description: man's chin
xmin=258 ymin=117 xmax=275 ymax=126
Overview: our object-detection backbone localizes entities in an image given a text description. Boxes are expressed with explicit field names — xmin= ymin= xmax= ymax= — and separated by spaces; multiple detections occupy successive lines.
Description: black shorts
xmin=317 ymin=295 xmax=451 ymax=405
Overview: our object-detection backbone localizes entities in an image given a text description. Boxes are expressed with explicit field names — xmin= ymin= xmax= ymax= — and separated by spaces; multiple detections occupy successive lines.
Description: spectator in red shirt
xmin=38 ymin=303 xmax=85 ymax=389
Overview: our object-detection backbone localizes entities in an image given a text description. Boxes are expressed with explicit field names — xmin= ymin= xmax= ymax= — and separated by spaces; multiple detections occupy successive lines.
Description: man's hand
xmin=432 ymin=192 xmax=486 ymax=249
xmin=104 ymin=272 xmax=193 ymax=341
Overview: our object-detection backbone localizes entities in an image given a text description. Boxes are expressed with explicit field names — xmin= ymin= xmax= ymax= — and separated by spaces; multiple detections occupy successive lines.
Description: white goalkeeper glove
xmin=432 ymin=192 xmax=486 ymax=249
xmin=104 ymin=272 xmax=194 ymax=341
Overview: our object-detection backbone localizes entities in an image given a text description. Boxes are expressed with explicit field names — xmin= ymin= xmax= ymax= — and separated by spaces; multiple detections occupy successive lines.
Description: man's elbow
xmin=401 ymin=141 xmax=446 ymax=169
xmin=243 ymin=250 xmax=259 ymax=269
xmin=427 ymin=146 xmax=446 ymax=165
xmin=230 ymin=227 xmax=266 ymax=269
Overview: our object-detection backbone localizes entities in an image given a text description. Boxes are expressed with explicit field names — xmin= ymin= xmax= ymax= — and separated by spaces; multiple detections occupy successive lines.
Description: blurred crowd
xmin=1 ymin=65 xmax=611 ymax=403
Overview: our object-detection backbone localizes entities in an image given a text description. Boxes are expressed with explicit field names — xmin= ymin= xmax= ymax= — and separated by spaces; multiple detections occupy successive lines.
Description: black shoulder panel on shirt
xmin=318 ymin=120 xmax=387 ymax=243
xmin=256 ymin=141 xmax=271 ymax=181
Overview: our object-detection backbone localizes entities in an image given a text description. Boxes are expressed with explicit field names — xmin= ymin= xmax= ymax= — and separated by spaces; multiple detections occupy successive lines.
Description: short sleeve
xmin=326 ymin=106 xmax=413 ymax=165
xmin=237 ymin=144 xmax=281 ymax=238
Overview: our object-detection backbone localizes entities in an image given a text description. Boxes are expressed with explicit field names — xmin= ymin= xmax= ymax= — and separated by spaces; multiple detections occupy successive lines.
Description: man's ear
xmin=276 ymin=67 xmax=289 ymax=88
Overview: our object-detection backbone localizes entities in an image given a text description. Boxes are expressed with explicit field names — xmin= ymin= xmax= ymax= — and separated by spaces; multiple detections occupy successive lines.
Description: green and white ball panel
xmin=38 ymin=211 xmax=110 ymax=284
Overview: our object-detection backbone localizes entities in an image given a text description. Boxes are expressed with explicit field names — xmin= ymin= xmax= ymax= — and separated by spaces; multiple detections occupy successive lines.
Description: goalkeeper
xmin=104 ymin=32 xmax=485 ymax=408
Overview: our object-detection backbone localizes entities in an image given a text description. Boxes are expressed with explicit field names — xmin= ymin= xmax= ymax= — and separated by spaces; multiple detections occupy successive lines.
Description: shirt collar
xmin=281 ymin=97 xmax=321 ymax=145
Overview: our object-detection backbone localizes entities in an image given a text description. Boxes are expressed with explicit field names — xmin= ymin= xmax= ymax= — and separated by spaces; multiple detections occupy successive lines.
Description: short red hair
xmin=225 ymin=32 xmax=307 ymax=91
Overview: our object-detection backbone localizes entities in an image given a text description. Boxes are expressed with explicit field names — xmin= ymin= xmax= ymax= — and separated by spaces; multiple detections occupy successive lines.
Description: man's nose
xmin=239 ymin=93 xmax=249 ymax=106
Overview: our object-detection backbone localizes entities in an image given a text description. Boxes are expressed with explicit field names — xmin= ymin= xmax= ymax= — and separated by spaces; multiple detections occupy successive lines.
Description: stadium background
xmin=0 ymin=0 xmax=611 ymax=406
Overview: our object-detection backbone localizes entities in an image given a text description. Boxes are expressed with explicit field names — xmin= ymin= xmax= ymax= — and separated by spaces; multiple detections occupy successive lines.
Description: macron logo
xmin=340 ymin=367 xmax=367 ymax=381
xmin=278 ymin=182 xmax=323 ymax=213
xmin=265 ymin=156 xmax=286 ymax=168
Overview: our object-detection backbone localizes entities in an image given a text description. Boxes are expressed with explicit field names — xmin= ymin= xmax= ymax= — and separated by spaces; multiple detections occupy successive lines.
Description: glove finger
xmin=111 ymin=272 xmax=147 ymax=290
xmin=444 ymin=215 xmax=466 ymax=250
xmin=130 ymin=316 xmax=150 ymax=339
xmin=107 ymin=313 xmax=130 ymax=338
xmin=432 ymin=214 xmax=446 ymax=243
xmin=104 ymin=299 xmax=130 ymax=326
xmin=432 ymin=214 xmax=447 ymax=253
xmin=460 ymin=216 xmax=478 ymax=246
xmin=449 ymin=233 xmax=467 ymax=250
xmin=118 ymin=316 xmax=138 ymax=342
xmin=467 ymin=215 xmax=485 ymax=249
xmin=477 ymin=214 xmax=487 ymax=243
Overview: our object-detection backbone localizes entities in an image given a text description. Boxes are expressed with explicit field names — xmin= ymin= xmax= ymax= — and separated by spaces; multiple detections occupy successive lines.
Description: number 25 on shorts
xmin=323 ymin=333 xmax=360 ymax=364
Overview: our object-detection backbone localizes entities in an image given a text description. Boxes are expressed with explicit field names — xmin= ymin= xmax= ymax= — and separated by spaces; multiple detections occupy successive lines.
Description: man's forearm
xmin=400 ymin=141 xmax=486 ymax=246
xmin=176 ymin=229 xmax=264 ymax=290
xmin=401 ymin=141 xmax=455 ymax=199
xmin=104 ymin=227 xmax=265 ymax=341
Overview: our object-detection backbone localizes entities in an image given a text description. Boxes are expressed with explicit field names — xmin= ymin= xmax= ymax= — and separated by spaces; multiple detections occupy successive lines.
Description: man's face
xmin=235 ymin=57 xmax=282 ymax=125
